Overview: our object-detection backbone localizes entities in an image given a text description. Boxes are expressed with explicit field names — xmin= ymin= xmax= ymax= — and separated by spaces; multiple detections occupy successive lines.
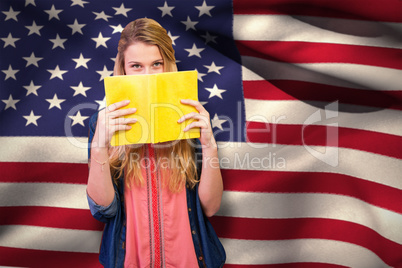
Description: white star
xmin=184 ymin=43 xmax=205 ymax=58
xmin=72 ymin=53 xmax=91 ymax=69
xmin=204 ymin=62 xmax=224 ymax=74
xmin=71 ymin=82 xmax=91 ymax=97
xmin=113 ymin=3 xmax=132 ymax=17
xmin=69 ymin=111 xmax=89 ymax=127
xmin=23 ymin=110 xmax=41 ymax=126
xmin=47 ymin=65 xmax=68 ymax=80
xmin=1 ymin=33 xmax=20 ymax=48
xmin=2 ymin=95 xmax=20 ymax=110
xmin=194 ymin=69 xmax=207 ymax=82
xmin=2 ymin=65 xmax=19 ymax=80
xmin=96 ymin=65 xmax=113 ymax=81
xmin=25 ymin=21 xmax=43 ymax=36
xmin=201 ymin=32 xmax=217 ymax=44
xmin=23 ymin=81 xmax=41 ymax=96
xmin=44 ymin=5 xmax=63 ymax=21
xmin=95 ymin=97 xmax=106 ymax=110
xmin=23 ymin=52 xmax=43 ymax=67
xmin=70 ymin=0 xmax=88 ymax=8
xmin=49 ymin=34 xmax=67 ymax=49
xmin=46 ymin=94 xmax=65 ymax=110
xmin=158 ymin=1 xmax=175 ymax=17
xmin=110 ymin=24 xmax=124 ymax=34
xmin=93 ymin=11 xmax=112 ymax=21
xmin=92 ymin=32 xmax=110 ymax=48
xmin=181 ymin=16 xmax=198 ymax=31
xmin=205 ymin=84 xmax=226 ymax=99
xmin=2 ymin=7 xmax=20 ymax=22
xmin=167 ymin=31 xmax=179 ymax=46
xmin=67 ymin=19 xmax=85 ymax=35
xmin=195 ymin=1 xmax=214 ymax=17
xmin=25 ymin=0 xmax=36 ymax=6
xmin=211 ymin=114 xmax=227 ymax=130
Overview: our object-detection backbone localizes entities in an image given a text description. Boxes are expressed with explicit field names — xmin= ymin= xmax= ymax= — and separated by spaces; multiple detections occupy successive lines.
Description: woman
xmin=87 ymin=18 xmax=226 ymax=267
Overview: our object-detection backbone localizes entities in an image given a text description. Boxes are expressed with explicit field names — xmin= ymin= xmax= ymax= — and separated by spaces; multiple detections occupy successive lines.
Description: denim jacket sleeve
xmin=188 ymin=139 xmax=226 ymax=267
xmin=87 ymin=112 xmax=119 ymax=223
xmin=87 ymin=192 xmax=119 ymax=223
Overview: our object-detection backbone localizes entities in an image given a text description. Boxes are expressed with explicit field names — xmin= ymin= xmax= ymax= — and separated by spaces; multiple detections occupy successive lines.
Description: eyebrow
xmin=126 ymin=59 xmax=163 ymax=64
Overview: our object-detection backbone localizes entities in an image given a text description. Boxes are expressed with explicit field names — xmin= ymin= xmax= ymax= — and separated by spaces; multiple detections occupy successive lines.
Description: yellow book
xmin=104 ymin=70 xmax=200 ymax=146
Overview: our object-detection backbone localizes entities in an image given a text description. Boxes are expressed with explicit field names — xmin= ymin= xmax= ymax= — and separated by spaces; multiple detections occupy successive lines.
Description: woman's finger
xmin=107 ymin=100 xmax=130 ymax=112
xmin=108 ymin=107 xmax=137 ymax=119
xmin=109 ymin=124 xmax=132 ymax=134
xmin=180 ymin=99 xmax=206 ymax=114
xmin=110 ymin=117 xmax=137 ymax=126
xmin=177 ymin=112 xmax=203 ymax=123
xmin=183 ymin=120 xmax=208 ymax=132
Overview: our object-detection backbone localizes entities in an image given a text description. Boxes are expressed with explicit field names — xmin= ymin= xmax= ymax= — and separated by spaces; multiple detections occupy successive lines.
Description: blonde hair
xmin=108 ymin=18 xmax=198 ymax=192
xmin=114 ymin=18 xmax=177 ymax=74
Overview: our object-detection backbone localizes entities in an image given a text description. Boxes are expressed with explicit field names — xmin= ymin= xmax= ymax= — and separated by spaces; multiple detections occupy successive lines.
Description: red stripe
xmin=0 ymin=246 xmax=101 ymax=268
xmin=0 ymin=206 xmax=104 ymax=230
xmin=221 ymin=169 xmax=402 ymax=214
xmin=246 ymin=122 xmax=402 ymax=159
xmin=243 ymin=80 xmax=402 ymax=111
xmin=211 ymin=216 xmax=402 ymax=267
xmin=0 ymin=162 xmax=88 ymax=184
xmin=224 ymin=264 xmax=348 ymax=268
xmin=233 ymin=0 xmax=402 ymax=22
xmin=237 ymin=41 xmax=402 ymax=70
xmin=148 ymin=144 xmax=161 ymax=266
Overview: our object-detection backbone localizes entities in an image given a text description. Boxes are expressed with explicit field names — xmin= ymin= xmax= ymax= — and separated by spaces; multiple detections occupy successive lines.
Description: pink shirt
xmin=124 ymin=145 xmax=199 ymax=268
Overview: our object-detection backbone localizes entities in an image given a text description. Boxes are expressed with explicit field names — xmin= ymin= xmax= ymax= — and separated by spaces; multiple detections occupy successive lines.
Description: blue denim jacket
xmin=87 ymin=113 xmax=226 ymax=267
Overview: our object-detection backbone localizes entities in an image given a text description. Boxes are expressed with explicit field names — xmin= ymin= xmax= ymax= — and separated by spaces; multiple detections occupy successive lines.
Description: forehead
xmin=124 ymin=42 xmax=162 ymax=62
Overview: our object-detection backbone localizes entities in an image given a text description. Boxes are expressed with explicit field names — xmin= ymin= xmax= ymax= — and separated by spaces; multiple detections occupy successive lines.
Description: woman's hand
xmin=94 ymin=100 xmax=137 ymax=148
xmin=179 ymin=99 xmax=223 ymax=217
xmin=178 ymin=99 xmax=216 ymax=149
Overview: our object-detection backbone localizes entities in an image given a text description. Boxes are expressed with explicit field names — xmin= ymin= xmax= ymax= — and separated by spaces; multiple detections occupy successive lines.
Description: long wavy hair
xmin=108 ymin=18 xmax=198 ymax=192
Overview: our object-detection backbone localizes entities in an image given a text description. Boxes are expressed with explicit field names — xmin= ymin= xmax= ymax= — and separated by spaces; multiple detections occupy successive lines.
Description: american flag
xmin=1 ymin=0 xmax=401 ymax=267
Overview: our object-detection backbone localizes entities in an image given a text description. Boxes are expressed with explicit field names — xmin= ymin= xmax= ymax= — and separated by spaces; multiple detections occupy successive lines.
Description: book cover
xmin=104 ymin=70 xmax=200 ymax=146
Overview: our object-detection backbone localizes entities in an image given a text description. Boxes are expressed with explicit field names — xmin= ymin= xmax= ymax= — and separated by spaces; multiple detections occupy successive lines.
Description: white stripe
xmin=217 ymin=192 xmax=402 ymax=245
xmin=2 ymin=137 xmax=401 ymax=191
xmin=245 ymin=99 xmax=402 ymax=137
xmin=0 ymin=225 xmax=102 ymax=253
xmin=221 ymin=238 xmax=391 ymax=267
xmin=0 ymin=136 xmax=88 ymax=163
xmin=234 ymin=14 xmax=402 ymax=49
xmin=0 ymin=183 xmax=89 ymax=209
xmin=217 ymin=142 xmax=402 ymax=190
xmin=241 ymin=56 xmax=402 ymax=91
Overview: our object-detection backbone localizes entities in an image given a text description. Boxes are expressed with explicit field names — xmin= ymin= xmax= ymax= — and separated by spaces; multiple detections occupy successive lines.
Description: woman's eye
xmin=153 ymin=62 xmax=163 ymax=67
xmin=132 ymin=64 xmax=141 ymax=69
